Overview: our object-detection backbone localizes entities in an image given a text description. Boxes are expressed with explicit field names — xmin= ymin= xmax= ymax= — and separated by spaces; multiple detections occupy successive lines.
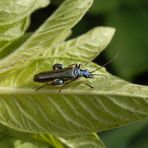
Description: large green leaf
xmin=0 ymin=57 xmax=148 ymax=137
xmin=0 ymin=89 xmax=104 ymax=148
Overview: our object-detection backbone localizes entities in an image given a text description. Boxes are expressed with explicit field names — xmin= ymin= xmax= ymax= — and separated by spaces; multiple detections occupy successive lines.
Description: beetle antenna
xmin=92 ymin=74 xmax=107 ymax=77
xmin=90 ymin=51 xmax=119 ymax=73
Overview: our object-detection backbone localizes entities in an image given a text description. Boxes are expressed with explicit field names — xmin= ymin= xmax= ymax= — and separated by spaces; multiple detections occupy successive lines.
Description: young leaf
xmin=0 ymin=0 xmax=93 ymax=74
xmin=0 ymin=17 xmax=29 ymax=42
xmin=0 ymin=0 xmax=49 ymax=51
xmin=42 ymin=27 xmax=115 ymax=61
xmin=0 ymin=33 xmax=31 ymax=59
xmin=0 ymin=17 xmax=30 ymax=57
xmin=0 ymin=0 xmax=49 ymax=25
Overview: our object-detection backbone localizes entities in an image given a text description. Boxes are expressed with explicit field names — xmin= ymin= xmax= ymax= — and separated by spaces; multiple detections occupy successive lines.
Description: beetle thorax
xmin=73 ymin=68 xmax=83 ymax=77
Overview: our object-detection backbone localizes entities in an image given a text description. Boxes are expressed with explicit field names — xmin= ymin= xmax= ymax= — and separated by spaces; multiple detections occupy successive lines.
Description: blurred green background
xmin=28 ymin=0 xmax=148 ymax=147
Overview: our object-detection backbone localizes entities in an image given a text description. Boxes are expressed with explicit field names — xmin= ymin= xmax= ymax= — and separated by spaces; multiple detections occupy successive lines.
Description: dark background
xmin=28 ymin=0 xmax=148 ymax=147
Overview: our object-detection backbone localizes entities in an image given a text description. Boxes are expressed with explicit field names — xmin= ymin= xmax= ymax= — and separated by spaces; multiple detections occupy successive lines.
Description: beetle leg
xmin=35 ymin=79 xmax=64 ymax=91
xmin=76 ymin=78 xmax=94 ymax=88
xmin=53 ymin=63 xmax=64 ymax=70
xmin=82 ymin=81 xmax=94 ymax=88
xmin=58 ymin=79 xmax=77 ymax=92
xmin=35 ymin=83 xmax=49 ymax=91
xmin=77 ymin=64 xmax=82 ymax=68
xmin=68 ymin=64 xmax=83 ymax=68
xmin=63 ymin=78 xmax=94 ymax=88
xmin=68 ymin=63 xmax=77 ymax=67
xmin=51 ymin=79 xmax=64 ymax=86
xmin=64 ymin=78 xmax=77 ymax=85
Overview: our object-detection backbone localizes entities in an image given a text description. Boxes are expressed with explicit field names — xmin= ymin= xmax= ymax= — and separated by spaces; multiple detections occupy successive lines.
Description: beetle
xmin=33 ymin=63 xmax=95 ymax=90
xmin=33 ymin=52 xmax=118 ymax=91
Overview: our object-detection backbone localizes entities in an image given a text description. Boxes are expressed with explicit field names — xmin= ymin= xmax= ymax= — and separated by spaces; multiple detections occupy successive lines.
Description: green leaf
xmin=102 ymin=120 xmax=148 ymax=148
xmin=0 ymin=33 xmax=31 ymax=59
xmin=0 ymin=0 xmax=49 ymax=25
xmin=0 ymin=17 xmax=29 ymax=51
xmin=42 ymin=27 xmax=115 ymax=61
xmin=88 ymin=0 xmax=121 ymax=14
xmin=106 ymin=9 xmax=148 ymax=80
xmin=0 ymin=0 xmax=148 ymax=147
xmin=33 ymin=134 xmax=65 ymax=148
xmin=0 ymin=0 xmax=50 ymax=52
xmin=60 ymin=134 xmax=105 ymax=148
xmin=0 ymin=41 xmax=10 ymax=52
xmin=1 ymin=123 xmax=103 ymax=148
xmin=0 ymin=17 xmax=29 ymax=42
xmin=0 ymin=0 xmax=93 ymax=74
xmin=0 ymin=57 xmax=148 ymax=137
xmin=0 ymin=123 xmax=58 ymax=148
xmin=51 ymin=0 xmax=63 ymax=6
xmin=123 ymin=0 xmax=147 ymax=8
xmin=0 ymin=136 xmax=14 ymax=148
xmin=0 ymin=136 xmax=48 ymax=148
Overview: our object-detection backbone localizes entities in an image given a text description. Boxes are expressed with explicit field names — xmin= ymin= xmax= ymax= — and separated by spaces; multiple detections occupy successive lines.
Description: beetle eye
xmin=83 ymin=70 xmax=90 ymax=78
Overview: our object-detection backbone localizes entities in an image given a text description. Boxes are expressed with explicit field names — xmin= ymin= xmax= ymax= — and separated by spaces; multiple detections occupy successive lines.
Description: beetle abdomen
xmin=33 ymin=67 xmax=75 ymax=83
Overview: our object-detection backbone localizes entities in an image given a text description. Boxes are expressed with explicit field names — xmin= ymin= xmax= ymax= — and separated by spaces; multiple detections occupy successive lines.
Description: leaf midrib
xmin=0 ymin=87 xmax=147 ymax=98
